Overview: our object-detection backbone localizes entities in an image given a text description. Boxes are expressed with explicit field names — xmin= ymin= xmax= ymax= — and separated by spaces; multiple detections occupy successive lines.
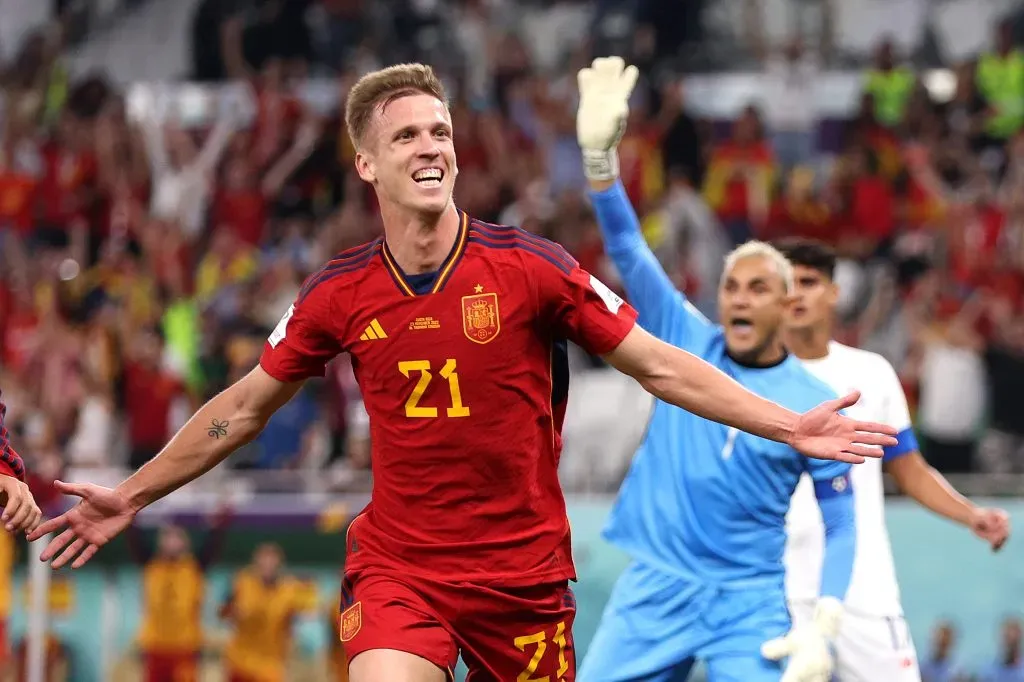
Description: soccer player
xmin=777 ymin=237 xmax=1011 ymax=682
xmin=29 ymin=58 xmax=897 ymax=682
xmin=220 ymin=543 xmax=305 ymax=682
xmin=130 ymin=510 xmax=229 ymax=682
xmin=577 ymin=59 xmax=857 ymax=682
xmin=0 ymin=390 xmax=42 ymax=534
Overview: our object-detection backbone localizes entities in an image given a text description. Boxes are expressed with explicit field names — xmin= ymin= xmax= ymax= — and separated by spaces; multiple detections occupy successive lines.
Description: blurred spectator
xmin=122 ymin=326 xmax=185 ymax=470
xmin=976 ymin=19 xmax=1024 ymax=148
xmin=915 ymin=298 xmax=987 ymax=473
xmin=751 ymin=14 xmax=823 ymax=174
xmin=921 ymin=620 xmax=971 ymax=682
xmin=980 ymin=618 xmax=1024 ymax=682
xmin=864 ymin=37 xmax=915 ymax=129
xmin=702 ymin=105 xmax=775 ymax=245
xmin=977 ymin=313 xmax=1024 ymax=473
xmin=656 ymin=79 xmax=706 ymax=189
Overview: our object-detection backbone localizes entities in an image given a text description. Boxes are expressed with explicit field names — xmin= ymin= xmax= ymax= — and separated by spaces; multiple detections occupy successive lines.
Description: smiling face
xmin=354 ymin=93 xmax=458 ymax=218
xmin=718 ymin=254 xmax=790 ymax=363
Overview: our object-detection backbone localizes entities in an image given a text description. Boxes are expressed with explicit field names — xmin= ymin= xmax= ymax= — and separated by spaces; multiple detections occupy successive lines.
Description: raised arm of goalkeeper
xmin=0 ymin=391 xmax=42 ymax=533
xmin=579 ymin=63 xmax=712 ymax=349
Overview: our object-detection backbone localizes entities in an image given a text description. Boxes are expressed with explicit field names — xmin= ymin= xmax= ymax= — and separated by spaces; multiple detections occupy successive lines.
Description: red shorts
xmin=0 ymin=619 xmax=7 ymax=663
xmin=339 ymin=571 xmax=576 ymax=681
xmin=143 ymin=651 xmax=199 ymax=682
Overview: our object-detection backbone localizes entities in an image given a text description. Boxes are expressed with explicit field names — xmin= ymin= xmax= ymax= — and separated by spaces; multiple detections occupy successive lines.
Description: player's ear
xmin=354 ymin=150 xmax=376 ymax=184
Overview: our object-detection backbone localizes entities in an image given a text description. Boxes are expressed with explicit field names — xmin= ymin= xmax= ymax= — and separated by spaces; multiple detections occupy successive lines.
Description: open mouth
xmin=412 ymin=167 xmax=444 ymax=188
xmin=729 ymin=317 xmax=755 ymax=336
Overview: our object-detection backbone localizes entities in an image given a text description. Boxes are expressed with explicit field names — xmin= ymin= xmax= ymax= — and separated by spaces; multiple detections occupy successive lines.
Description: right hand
xmin=0 ymin=476 xmax=42 ymax=534
xmin=26 ymin=481 xmax=138 ymax=569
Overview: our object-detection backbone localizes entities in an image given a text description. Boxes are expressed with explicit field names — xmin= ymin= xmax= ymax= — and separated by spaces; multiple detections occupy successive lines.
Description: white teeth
xmin=413 ymin=168 xmax=443 ymax=182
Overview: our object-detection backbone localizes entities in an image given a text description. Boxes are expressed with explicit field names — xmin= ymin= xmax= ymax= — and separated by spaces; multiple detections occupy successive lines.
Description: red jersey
xmin=259 ymin=212 xmax=637 ymax=585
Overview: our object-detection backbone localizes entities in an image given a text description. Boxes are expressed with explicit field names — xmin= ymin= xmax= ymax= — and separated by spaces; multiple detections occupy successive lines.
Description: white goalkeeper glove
xmin=576 ymin=56 xmax=640 ymax=182
xmin=760 ymin=597 xmax=844 ymax=682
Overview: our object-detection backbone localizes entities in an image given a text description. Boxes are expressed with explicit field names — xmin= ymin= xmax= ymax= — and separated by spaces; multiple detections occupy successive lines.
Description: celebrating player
xmin=577 ymin=58 xmax=858 ymax=682
xmin=777 ymin=237 xmax=1011 ymax=682
xmin=0 ymin=391 xmax=41 ymax=534
xmin=29 ymin=58 xmax=896 ymax=682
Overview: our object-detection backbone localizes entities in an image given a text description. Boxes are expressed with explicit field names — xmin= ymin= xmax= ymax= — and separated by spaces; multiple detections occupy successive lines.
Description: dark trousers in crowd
xmin=919 ymin=434 xmax=975 ymax=474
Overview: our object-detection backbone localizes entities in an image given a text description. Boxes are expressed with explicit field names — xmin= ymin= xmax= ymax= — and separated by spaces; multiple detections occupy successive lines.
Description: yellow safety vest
xmin=977 ymin=50 xmax=1024 ymax=138
xmin=864 ymin=68 xmax=915 ymax=128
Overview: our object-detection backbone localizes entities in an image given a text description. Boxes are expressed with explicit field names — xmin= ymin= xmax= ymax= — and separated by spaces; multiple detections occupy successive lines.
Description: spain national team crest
xmin=462 ymin=291 xmax=501 ymax=344
xmin=340 ymin=601 xmax=362 ymax=642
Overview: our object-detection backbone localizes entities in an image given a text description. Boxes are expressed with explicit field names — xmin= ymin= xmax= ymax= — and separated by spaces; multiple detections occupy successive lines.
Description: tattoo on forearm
xmin=207 ymin=419 xmax=229 ymax=439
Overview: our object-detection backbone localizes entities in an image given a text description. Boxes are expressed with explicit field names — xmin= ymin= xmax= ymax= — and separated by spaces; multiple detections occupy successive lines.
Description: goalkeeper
xmin=576 ymin=57 xmax=856 ymax=682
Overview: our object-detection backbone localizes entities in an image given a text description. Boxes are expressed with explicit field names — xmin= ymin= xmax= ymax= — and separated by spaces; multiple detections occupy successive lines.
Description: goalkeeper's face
xmin=718 ymin=255 xmax=789 ymax=363
xmin=357 ymin=93 xmax=458 ymax=216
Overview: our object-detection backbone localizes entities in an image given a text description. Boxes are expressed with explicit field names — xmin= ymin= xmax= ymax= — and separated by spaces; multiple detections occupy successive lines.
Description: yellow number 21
xmin=398 ymin=359 xmax=470 ymax=418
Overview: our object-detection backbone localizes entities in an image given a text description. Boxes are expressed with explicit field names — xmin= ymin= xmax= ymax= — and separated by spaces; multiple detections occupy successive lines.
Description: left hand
xmin=970 ymin=507 xmax=1010 ymax=551
xmin=761 ymin=597 xmax=842 ymax=682
xmin=789 ymin=391 xmax=898 ymax=464
xmin=576 ymin=56 xmax=639 ymax=181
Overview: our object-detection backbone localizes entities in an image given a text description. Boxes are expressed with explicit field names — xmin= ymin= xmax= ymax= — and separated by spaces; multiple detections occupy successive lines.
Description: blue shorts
xmin=578 ymin=561 xmax=790 ymax=682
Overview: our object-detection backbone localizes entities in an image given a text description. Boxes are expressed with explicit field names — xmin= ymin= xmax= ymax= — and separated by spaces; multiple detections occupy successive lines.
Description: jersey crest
xmin=462 ymin=290 xmax=501 ymax=344
xmin=340 ymin=601 xmax=362 ymax=641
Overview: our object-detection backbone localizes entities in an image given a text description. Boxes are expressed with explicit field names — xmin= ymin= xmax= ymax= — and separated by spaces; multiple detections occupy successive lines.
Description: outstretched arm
xmin=588 ymin=179 xmax=710 ymax=343
xmin=28 ymin=367 xmax=303 ymax=568
xmin=603 ymin=325 xmax=895 ymax=462
xmin=121 ymin=366 xmax=302 ymax=511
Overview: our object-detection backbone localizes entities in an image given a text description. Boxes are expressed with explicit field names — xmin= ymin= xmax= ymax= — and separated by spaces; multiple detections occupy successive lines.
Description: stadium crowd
xmin=0 ymin=0 xmax=1021 ymax=510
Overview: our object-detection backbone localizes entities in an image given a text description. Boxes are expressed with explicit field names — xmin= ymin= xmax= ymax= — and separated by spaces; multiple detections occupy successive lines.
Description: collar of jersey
xmin=380 ymin=209 xmax=469 ymax=296
xmin=727 ymin=349 xmax=789 ymax=369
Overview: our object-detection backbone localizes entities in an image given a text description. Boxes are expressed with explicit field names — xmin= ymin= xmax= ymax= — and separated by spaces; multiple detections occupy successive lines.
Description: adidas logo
xmin=360 ymin=319 xmax=388 ymax=341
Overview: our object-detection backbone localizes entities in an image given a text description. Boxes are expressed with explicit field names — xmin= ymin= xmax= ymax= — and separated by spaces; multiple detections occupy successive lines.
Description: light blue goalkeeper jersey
xmin=591 ymin=181 xmax=855 ymax=598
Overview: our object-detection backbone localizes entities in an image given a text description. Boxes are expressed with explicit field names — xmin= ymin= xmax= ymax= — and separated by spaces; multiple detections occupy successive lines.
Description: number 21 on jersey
xmin=398 ymin=359 xmax=471 ymax=418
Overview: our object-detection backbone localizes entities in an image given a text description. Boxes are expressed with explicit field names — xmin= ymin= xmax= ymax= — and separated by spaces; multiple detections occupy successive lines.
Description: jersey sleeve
xmin=803 ymin=453 xmax=853 ymax=497
xmin=589 ymin=180 xmax=715 ymax=348
xmin=875 ymin=357 xmax=919 ymax=462
xmin=533 ymin=241 xmax=639 ymax=356
xmin=259 ymin=276 xmax=345 ymax=383
xmin=0 ymin=394 xmax=25 ymax=481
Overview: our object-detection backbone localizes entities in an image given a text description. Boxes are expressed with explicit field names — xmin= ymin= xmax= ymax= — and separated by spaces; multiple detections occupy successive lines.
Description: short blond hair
xmin=344 ymin=63 xmax=449 ymax=149
xmin=722 ymin=240 xmax=794 ymax=292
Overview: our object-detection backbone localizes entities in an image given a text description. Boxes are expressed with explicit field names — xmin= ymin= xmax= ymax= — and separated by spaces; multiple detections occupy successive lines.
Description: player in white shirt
xmin=776 ymin=238 xmax=1011 ymax=682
